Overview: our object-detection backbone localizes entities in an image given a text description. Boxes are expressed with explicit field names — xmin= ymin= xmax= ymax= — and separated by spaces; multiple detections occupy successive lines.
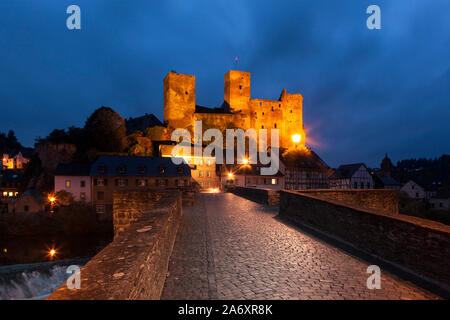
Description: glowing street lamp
xmin=228 ymin=172 xmax=233 ymax=178
xmin=292 ymin=134 xmax=302 ymax=144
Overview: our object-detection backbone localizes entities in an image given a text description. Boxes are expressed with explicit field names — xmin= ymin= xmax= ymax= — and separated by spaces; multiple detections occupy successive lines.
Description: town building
xmin=8 ymin=189 xmax=45 ymax=214
xmin=281 ymin=148 xmax=330 ymax=190
xmin=429 ymin=190 xmax=450 ymax=210
xmin=1 ymin=152 xmax=29 ymax=170
xmin=400 ymin=180 xmax=426 ymax=199
xmin=0 ymin=171 xmax=23 ymax=213
xmin=329 ymin=163 xmax=374 ymax=189
xmin=90 ymin=155 xmax=192 ymax=221
xmin=219 ymin=162 xmax=285 ymax=190
xmin=54 ymin=163 xmax=91 ymax=202
xmin=372 ymin=173 xmax=401 ymax=190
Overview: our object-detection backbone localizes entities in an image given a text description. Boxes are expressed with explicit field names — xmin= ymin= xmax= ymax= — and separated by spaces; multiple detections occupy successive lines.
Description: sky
xmin=0 ymin=0 xmax=449 ymax=168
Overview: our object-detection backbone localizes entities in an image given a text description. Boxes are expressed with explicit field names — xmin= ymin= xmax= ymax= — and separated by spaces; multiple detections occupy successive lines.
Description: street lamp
xmin=292 ymin=134 xmax=301 ymax=144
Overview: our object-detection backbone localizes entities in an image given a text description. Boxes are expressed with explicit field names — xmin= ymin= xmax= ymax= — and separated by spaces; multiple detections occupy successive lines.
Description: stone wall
xmin=229 ymin=186 xmax=280 ymax=206
xmin=113 ymin=190 xmax=164 ymax=237
xmin=47 ymin=191 xmax=182 ymax=300
xmin=298 ymin=189 xmax=399 ymax=216
xmin=279 ymin=190 xmax=450 ymax=291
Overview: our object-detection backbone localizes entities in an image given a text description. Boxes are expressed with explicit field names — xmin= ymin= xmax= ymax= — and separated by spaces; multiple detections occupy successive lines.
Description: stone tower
xmin=280 ymin=89 xmax=305 ymax=148
xmin=224 ymin=70 xmax=251 ymax=113
xmin=163 ymin=72 xmax=195 ymax=130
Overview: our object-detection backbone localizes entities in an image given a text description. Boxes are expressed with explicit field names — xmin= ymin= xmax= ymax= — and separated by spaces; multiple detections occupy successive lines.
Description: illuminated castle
xmin=163 ymin=70 xmax=306 ymax=149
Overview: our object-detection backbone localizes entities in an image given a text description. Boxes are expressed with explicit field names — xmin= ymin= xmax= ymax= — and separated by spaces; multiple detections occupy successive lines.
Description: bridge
xmin=47 ymin=188 xmax=450 ymax=300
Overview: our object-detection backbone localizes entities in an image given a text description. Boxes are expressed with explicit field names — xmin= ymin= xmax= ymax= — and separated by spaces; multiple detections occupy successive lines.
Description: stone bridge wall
xmin=229 ymin=186 xmax=280 ymax=206
xmin=297 ymin=189 xmax=399 ymax=216
xmin=47 ymin=191 xmax=182 ymax=300
xmin=279 ymin=190 xmax=450 ymax=291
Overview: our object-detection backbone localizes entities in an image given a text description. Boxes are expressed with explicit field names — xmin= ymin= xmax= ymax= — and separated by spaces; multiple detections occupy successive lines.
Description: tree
xmin=84 ymin=106 xmax=127 ymax=153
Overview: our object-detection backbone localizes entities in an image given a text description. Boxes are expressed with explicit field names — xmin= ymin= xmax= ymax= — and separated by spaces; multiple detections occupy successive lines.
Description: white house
xmin=54 ymin=163 xmax=91 ymax=202
xmin=400 ymin=180 xmax=426 ymax=199
xmin=329 ymin=163 xmax=374 ymax=189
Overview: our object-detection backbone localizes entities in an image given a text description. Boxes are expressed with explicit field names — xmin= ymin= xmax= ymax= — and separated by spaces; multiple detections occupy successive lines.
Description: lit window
xmin=137 ymin=179 xmax=146 ymax=187
xmin=8 ymin=192 xmax=13 ymax=197
xmin=65 ymin=180 xmax=71 ymax=188
xmin=271 ymin=178 xmax=277 ymax=185
xmin=159 ymin=167 xmax=165 ymax=174
xmin=2 ymin=192 xmax=6 ymax=197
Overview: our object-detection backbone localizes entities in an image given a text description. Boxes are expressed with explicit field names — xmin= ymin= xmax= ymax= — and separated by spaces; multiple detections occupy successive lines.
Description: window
xmin=354 ymin=182 xmax=358 ymax=189
xmin=65 ymin=180 xmax=71 ymax=188
xmin=136 ymin=179 xmax=146 ymax=187
xmin=271 ymin=178 xmax=277 ymax=185
xmin=97 ymin=191 xmax=104 ymax=200
xmin=118 ymin=179 xmax=127 ymax=187
xmin=271 ymin=106 xmax=274 ymax=111
xmin=96 ymin=205 xmax=105 ymax=213
xmin=159 ymin=167 xmax=165 ymax=174
xmin=96 ymin=179 xmax=105 ymax=186
xmin=439 ymin=202 xmax=443 ymax=208
xmin=206 ymin=171 xmax=211 ymax=178
xmin=360 ymin=182 xmax=364 ymax=189
xmin=98 ymin=165 xmax=106 ymax=174
xmin=80 ymin=180 xmax=86 ymax=188
xmin=239 ymin=85 xmax=242 ymax=90
xmin=177 ymin=167 xmax=184 ymax=174
xmin=412 ymin=185 xmax=415 ymax=190
xmin=198 ymin=171 xmax=203 ymax=177
xmin=24 ymin=205 xmax=29 ymax=212
xmin=274 ymin=123 xmax=277 ymax=128
xmin=80 ymin=192 xmax=86 ymax=200
xmin=139 ymin=166 xmax=147 ymax=174
xmin=117 ymin=165 xmax=126 ymax=174
xmin=416 ymin=192 xmax=419 ymax=198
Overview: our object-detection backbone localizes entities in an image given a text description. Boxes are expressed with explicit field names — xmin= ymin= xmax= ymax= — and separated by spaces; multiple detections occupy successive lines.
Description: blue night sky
xmin=0 ymin=0 xmax=449 ymax=168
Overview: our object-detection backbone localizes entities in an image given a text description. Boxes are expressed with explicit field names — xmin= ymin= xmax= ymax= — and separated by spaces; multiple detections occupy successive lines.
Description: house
xmin=90 ymin=155 xmax=192 ymax=221
xmin=281 ymin=148 xmax=330 ymax=190
xmin=8 ymin=189 xmax=46 ymax=214
xmin=329 ymin=163 xmax=374 ymax=189
xmin=1 ymin=152 xmax=30 ymax=170
xmin=400 ymin=180 xmax=426 ymax=199
xmin=219 ymin=162 xmax=285 ymax=190
xmin=372 ymin=173 xmax=401 ymax=190
xmin=0 ymin=171 xmax=23 ymax=213
xmin=54 ymin=163 xmax=91 ymax=202
xmin=429 ymin=190 xmax=450 ymax=210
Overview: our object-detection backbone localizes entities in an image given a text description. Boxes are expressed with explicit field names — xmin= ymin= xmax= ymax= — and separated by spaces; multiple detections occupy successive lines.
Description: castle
xmin=163 ymin=70 xmax=306 ymax=149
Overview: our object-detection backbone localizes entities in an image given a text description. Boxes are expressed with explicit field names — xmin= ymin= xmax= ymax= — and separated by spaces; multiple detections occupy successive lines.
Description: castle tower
xmin=163 ymin=72 xmax=195 ymax=130
xmin=224 ymin=70 xmax=251 ymax=113
xmin=280 ymin=89 xmax=305 ymax=148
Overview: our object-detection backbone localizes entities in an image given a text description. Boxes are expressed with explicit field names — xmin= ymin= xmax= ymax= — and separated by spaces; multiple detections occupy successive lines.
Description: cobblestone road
xmin=161 ymin=193 xmax=439 ymax=300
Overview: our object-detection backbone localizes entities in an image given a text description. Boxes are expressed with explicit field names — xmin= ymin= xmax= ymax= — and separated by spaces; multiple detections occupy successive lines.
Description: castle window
xmin=271 ymin=107 xmax=274 ymax=111
xmin=260 ymin=102 xmax=262 ymax=107
xmin=262 ymin=112 xmax=264 ymax=115
xmin=279 ymin=104 xmax=281 ymax=108
xmin=239 ymin=85 xmax=242 ymax=90
xmin=290 ymin=110 xmax=292 ymax=113
xmin=274 ymin=123 xmax=277 ymax=128
xmin=261 ymin=125 xmax=264 ymax=129
xmin=185 ymin=91 xmax=188 ymax=95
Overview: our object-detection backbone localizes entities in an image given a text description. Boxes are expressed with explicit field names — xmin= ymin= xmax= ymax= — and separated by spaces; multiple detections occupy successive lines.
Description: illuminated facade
xmin=163 ymin=70 xmax=306 ymax=149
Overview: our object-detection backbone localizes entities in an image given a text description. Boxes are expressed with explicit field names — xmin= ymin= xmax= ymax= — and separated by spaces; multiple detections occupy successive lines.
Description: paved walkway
xmin=161 ymin=193 xmax=439 ymax=300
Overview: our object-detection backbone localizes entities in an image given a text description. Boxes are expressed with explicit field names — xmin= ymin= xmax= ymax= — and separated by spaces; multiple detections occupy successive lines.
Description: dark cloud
xmin=0 ymin=0 xmax=449 ymax=167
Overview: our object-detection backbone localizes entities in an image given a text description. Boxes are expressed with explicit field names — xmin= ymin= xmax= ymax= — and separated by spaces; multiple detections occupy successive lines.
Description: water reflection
xmin=0 ymin=234 xmax=113 ymax=266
